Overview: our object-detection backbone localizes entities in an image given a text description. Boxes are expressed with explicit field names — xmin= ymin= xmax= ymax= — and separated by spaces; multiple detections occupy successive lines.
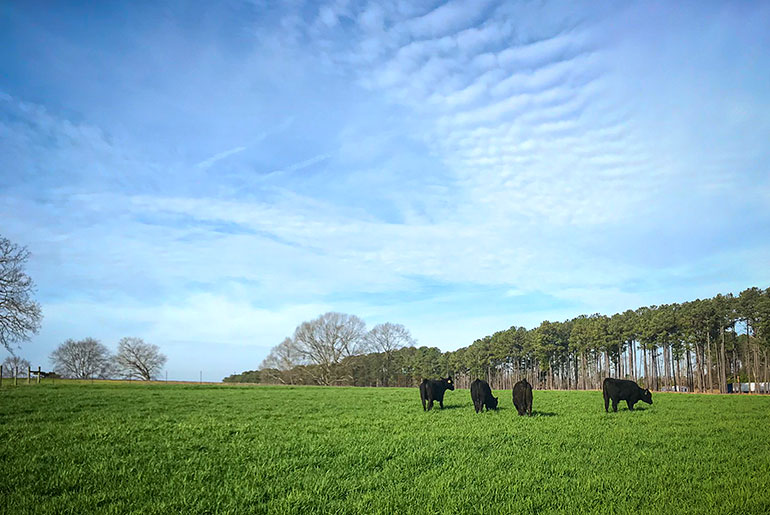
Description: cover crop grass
xmin=1 ymin=383 xmax=769 ymax=513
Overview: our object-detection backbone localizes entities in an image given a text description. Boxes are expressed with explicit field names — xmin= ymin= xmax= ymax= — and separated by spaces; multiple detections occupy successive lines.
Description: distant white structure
xmin=728 ymin=382 xmax=769 ymax=393
xmin=660 ymin=386 xmax=689 ymax=392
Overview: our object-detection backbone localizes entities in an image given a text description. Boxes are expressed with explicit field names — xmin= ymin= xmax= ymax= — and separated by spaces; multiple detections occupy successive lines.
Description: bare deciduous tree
xmin=292 ymin=312 xmax=369 ymax=385
xmin=50 ymin=338 xmax=113 ymax=379
xmin=367 ymin=323 xmax=415 ymax=354
xmin=2 ymin=355 xmax=31 ymax=377
xmin=260 ymin=337 xmax=302 ymax=384
xmin=115 ymin=337 xmax=167 ymax=380
xmin=0 ymin=236 xmax=43 ymax=352
xmin=366 ymin=322 xmax=416 ymax=386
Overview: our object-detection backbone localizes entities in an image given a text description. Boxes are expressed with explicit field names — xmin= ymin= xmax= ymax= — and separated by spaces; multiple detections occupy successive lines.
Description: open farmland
xmin=1 ymin=383 xmax=769 ymax=514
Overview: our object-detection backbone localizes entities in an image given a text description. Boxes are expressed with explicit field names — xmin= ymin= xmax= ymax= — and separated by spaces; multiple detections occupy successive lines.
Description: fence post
xmin=37 ymin=366 xmax=41 ymax=384
xmin=14 ymin=367 xmax=18 ymax=386
xmin=0 ymin=365 xmax=2 ymax=388
xmin=28 ymin=367 xmax=31 ymax=385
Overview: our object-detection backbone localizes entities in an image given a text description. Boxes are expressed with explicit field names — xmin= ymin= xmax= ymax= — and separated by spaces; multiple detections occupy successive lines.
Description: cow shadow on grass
xmin=608 ymin=406 xmax=650 ymax=412
xmin=529 ymin=410 xmax=557 ymax=417
xmin=422 ymin=404 xmax=465 ymax=411
xmin=438 ymin=404 xmax=465 ymax=410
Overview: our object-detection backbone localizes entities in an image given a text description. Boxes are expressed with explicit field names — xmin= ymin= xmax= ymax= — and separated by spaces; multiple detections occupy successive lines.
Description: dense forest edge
xmin=224 ymin=287 xmax=770 ymax=393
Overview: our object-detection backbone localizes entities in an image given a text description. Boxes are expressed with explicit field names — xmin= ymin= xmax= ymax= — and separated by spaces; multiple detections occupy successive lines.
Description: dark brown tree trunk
xmin=573 ymin=355 xmax=576 ymax=389
xmin=694 ymin=342 xmax=702 ymax=392
xmin=706 ymin=332 xmax=714 ymax=393
xmin=720 ymin=327 xmax=727 ymax=393
xmin=744 ymin=323 xmax=752 ymax=393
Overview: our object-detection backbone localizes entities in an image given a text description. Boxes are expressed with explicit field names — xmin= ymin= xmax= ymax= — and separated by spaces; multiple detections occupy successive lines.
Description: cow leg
xmin=604 ymin=392 xmax=610 ymax=413
xmin=527 ymin=404 xmax=532 ymax=416
xmin=439 ymin=400 xmax=444 ymax=409
xmin=612 ymin=399 xmax=619 ymax=412
xmin=627 ymin=400 xmax=635 ymax=411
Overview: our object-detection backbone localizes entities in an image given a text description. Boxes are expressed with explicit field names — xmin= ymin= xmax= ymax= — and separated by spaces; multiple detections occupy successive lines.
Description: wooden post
xmin=14 ymin=367 xmax=18 ymax=387
xmin=1 ymin=365 xmax=3 ymax=388
xmin=28 ymin=367 xmax=31 ymax=385
xmin=37 ymin=366 xmax=41 ymax=384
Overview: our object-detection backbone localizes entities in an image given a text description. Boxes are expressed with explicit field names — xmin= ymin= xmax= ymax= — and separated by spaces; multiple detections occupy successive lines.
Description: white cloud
xmin=196 ymin=146 xmax=247 ymax=169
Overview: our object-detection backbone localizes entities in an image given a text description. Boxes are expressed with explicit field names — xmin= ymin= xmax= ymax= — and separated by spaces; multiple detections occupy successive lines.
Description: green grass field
xmin=2 ymin=382 xmax=769 ymax=514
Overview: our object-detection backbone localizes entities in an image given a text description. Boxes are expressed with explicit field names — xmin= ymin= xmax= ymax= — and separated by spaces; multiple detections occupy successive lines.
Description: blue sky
xmin=1 ymin=1 xmax=769 ymax=381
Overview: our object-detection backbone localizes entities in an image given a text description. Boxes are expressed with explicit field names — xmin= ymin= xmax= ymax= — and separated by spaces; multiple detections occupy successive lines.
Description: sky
xmin=1 ymin=0 xmax=769 ymax=381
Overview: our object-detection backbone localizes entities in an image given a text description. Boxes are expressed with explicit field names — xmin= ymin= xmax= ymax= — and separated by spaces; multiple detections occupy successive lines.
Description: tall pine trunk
xmin=694 ymin=342 xmax=703 ymax=392
xmin=706 ymin=332 xmax=714 ymax=393
xmin=720 ymin=327 xmax=727 ymax=393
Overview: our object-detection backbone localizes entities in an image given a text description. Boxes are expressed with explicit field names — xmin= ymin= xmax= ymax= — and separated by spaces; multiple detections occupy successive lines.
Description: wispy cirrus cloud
xmin=196 ymin=146 xmax=247 ymax=169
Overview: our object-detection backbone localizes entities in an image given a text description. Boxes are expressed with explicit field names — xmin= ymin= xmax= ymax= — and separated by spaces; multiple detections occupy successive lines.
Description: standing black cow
xmin=512 ymin=379 xmax=533 ymax=416
xmin=603 ymin=378 xmax=653 ymax=412
xmin=420 ymin=377 xmax=455 ymax=411
xmin=470 ymin=379 xmax=498 ymax=413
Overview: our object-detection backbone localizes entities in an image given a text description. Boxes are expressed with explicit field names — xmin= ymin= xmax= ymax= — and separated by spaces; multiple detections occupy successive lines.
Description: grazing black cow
xmin=470 ymin=379 xmax=498 ymax=413
xmin=603 ymin=378 xmax=653 ymax=412
xmin=420 ymin=377 xmax=455 ymax=411
xmin=512 ymin=379 xmax=533 ymax=416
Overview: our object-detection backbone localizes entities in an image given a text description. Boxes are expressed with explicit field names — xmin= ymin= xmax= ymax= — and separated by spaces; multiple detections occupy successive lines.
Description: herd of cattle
xmin=419 ymin=376 xmax=653 ymax=414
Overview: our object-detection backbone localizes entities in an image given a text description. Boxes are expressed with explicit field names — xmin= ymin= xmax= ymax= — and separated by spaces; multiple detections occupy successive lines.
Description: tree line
xmin=237 ymin=313 xmax=418 ymax=386
xmin=48 ymin=336 xmax=167 ymax=380
xmin=234 ymin=288 xmax=769 ymax=392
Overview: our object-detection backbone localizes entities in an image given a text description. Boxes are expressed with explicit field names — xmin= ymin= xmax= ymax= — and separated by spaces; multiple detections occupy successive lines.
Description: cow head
xmin=488 ymin=395 xmax=499 ymax=410
xmin=445 ymin=376 xmax=455 ymax=390
xmin=641 ymin=388 xmax=653 ymax=405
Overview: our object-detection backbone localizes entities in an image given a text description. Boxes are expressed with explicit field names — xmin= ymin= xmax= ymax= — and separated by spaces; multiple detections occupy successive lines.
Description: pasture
xmin=1 ymin=383 xmax=769 ymax=514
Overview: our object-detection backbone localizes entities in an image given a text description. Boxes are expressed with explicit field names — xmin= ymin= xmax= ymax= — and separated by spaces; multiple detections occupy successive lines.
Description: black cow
xmin=603 ymin=378 xmax=653 ymax=412
xmin=420 ymin=377 xmax=455 ymax=411
xmin=512 ymin=379 xmax=533 ymax=416
xmin=470 ymin=379 xmax=498 ymax=413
